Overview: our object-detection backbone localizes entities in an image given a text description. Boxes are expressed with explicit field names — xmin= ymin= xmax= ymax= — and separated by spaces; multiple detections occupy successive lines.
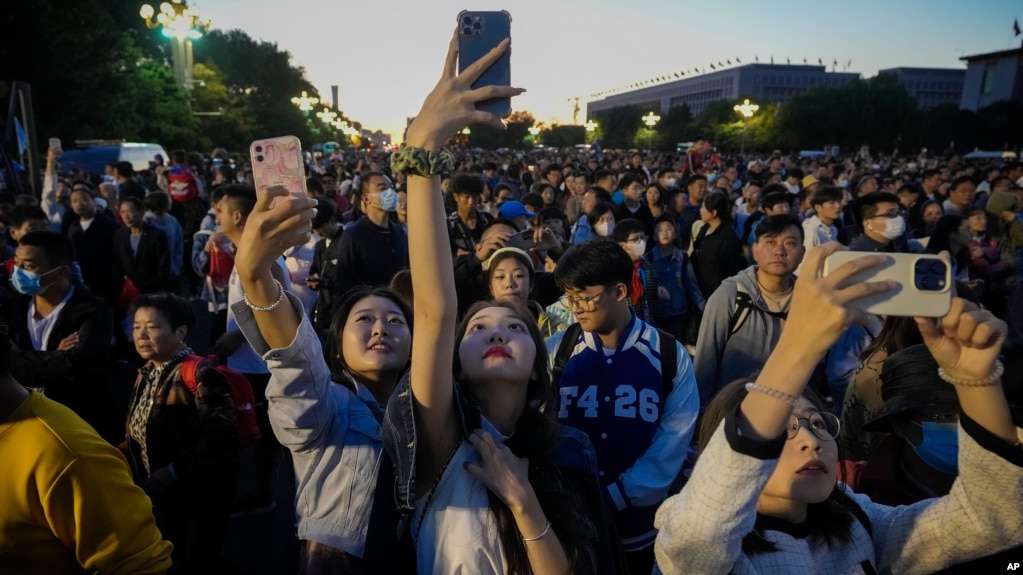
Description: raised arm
xmin=231 ymin=187 xmax=316 ymax=350
xmin=403 ymin=33 xmax=523 ymax=473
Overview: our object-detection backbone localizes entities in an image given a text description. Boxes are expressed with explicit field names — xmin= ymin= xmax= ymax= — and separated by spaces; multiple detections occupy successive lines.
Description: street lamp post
xmin=642 ymin=112 xmax=660 ymax=151
xmin=584 ymin=119 xmax=598 ymax=145
xmin=733 ymin=98 xmax=760 ymax=154
xmin=528 ymin=125 xmax=541 ymax=146
xmin=291 ymin=91 xmax=319 ymax=112
xmin=316 ymin=107 xmax=338 ymax=125
xmin=140 ymin=0 xmax=209 ymax=91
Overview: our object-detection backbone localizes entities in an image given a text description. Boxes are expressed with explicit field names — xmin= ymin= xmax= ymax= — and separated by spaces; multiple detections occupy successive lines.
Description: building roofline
xmin=959 ymin=47 xmax=1023 ymax=62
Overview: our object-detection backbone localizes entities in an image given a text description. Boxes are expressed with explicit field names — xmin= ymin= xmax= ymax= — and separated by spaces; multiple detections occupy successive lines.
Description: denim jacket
xmin=232 ymin=294 xmax=384 ymax=557
xmin=363 ymin=372 xmax=615 ymax=574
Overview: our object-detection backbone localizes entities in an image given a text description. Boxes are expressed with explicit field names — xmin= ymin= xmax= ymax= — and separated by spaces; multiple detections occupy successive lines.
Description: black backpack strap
xmin=551 ymin=322 xmax=583 ymax=387
xmin=727 ymin=291 xmax=757 ymax=336
xmin=656 ymin=328 xmax=677 ymax=398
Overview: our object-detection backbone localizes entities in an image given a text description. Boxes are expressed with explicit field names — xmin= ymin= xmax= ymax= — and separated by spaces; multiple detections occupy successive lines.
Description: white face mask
xmin=595 ymin=221 xmax=614 ymax=237
xmin=664 ymin=178 xmax=677 ymax=189
xmin=785 ymin=182 xmax=800 ymax=194
xmin=625 ymin=239 xmax=647 ymax=258
xmin=874 ymin=215 xmax=906 ymax=240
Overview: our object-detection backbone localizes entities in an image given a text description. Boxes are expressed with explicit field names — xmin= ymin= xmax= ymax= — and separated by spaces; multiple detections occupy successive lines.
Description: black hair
xmin=811 ymin=186 xmax=844 ymax=207
xmin=115 ymin=161 xmax=134 ymax=178
xmin=950 ymin=175 xmax=974 ymax=193
xmin=585 ymin=202 xmax=615 ymax=229
xmin=755 ymin=214 xmax=804 ymax=243
xmin=143 ymin=191 xmax=171 ymax=214
xmin=584 ymin=186 xmax=612 ymax=204
xmin=219 ymin=183 xmax=258 ymax=218
xmin=9 ymin=205 xmax=48 ymax=228
xmin=18 ymin=230 xmax=75 ymax=266
xmin=450 ymin=172 xmax=485 ymax=197
xmin=326 ymin=286 xmax=412 ymax=390
xmin=924 ymin=215 xmax=966 ymax=256
xmin=306 ymin=176 xmax=325 ymax=195
xmin=542 ymin=163 xmax=563 ymax=177
xmin=856 ymin=191 xmax=901 ymax=223
xmin=618 ymin=172 xmax=644 ymax=192
xmin=553 ymin=238 xmax=632 ymax=291
xmin=761 ymin=182 xmax=789 ymax=196
xmin=482 ymin=217 xmax=520 ymax=235
xmin=358 ymin=171 xmax=388 ymax=198
xmin=129 ymin=292 xmax=197 ymax=337
xmin=702 ymin=190 xmax=733 ymax=226
xmin=520 ymin=192 xmax=544 ymax=212
xmin=788 ymin=167 xmax=804 ymax=181
xmin=612 ymin=218 xmax=645 ymax=243
xmin=119 ymin=195 xmax=144 ymax=213
xmin=312 ymin=198 xmax=337 ymax=229
xmin=536 ymin=207 xmax=567 ymax=228
xmin=593 ymin=169 xmax=615 ymax=184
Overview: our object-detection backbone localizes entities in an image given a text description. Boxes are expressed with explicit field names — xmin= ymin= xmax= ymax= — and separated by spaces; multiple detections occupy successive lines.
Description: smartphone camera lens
xmin=914 ymin=258 xmax=948 ymax=291
xmin=462 ymin=16 xmax=472 ymax=24
xmin=472 ymin=21 xmax=481 ymax=29
xmin=256 ymin=155 xmax=264 ymax=162
xmin=255 ymin=145 xmax=263 ymax=153
xmin=462 ymin=26 xmax=473 ymax=36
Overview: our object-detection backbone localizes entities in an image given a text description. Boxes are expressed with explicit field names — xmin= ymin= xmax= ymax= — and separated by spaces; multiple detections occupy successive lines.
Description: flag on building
xmin=1014 ymin=18 xmax=1021 ymax=36
xmin=14 ymin=117 xmax=27 ymax=155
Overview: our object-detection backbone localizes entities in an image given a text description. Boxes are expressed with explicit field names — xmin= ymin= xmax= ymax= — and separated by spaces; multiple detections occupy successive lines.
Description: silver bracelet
xmin=243 ymin=279 xmax=285 ymax=312
xmin=937 ymin=360 xmax=1004 ymax=387
xmin=744 ymin=382 xmax=800 ymax=407
xmin=521 ymin=520 xmax=551 ymax=542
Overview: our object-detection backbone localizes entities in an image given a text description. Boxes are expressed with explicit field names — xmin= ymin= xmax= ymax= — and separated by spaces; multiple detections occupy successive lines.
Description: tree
xmin=592 ymin=105 xmax=642 ymax=149
xmin=543 ymin=125 xmax=585 ymax=149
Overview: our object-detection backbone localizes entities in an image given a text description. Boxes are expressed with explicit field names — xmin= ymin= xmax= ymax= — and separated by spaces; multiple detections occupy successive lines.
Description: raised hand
xmin=781 ymin=242 xmax=894 ymax=357
xmin=915 ymin=298 xmax=1006 ymax=381
xmin=405 ymin=30 xmax=525 ymax=152
xmin=233 ymin=185 xmax=317 ymax=283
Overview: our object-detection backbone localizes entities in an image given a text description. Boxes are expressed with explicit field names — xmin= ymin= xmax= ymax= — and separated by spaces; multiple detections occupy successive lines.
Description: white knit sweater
xmin=654 ymin=409 xmax=1023 ymax=575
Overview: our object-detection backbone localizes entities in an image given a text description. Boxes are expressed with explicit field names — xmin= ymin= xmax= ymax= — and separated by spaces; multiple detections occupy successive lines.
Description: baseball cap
xmin=498 ymin=201 xmax=536 ymax=220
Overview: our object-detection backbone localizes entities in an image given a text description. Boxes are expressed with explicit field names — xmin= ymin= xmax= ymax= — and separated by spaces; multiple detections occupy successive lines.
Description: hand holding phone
xmin=49 ymin=138 xmax=62 ymax=153
xmin=506 ymin=228 xmax=536 ymax=250
xmin=822 ymin=251 xmax=952 ymax=317
xmin=250 ymin=136 xmax=308 ymax=208
xmin=457 ymin=10 xmax=512 ymax=118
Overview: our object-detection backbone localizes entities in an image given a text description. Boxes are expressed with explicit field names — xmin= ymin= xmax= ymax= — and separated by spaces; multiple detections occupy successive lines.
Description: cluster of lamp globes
xmin=139 ymin=0 xmax=208 ymax=40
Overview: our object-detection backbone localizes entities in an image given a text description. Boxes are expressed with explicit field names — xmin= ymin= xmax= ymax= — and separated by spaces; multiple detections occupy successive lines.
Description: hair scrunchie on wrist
xmin=390 ymin=143 xmax=454 ymax=178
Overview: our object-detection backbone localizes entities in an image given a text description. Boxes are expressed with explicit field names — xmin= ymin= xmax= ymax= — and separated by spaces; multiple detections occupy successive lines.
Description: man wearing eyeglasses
xmin=848 ymin=192 xmax=907 ymax=253
xmin=547 ymin=239 xmax=699 ymax=575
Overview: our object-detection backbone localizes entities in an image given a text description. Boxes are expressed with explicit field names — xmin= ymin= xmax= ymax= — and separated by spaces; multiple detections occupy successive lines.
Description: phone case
xmin=249 ymin=136 xmax=308 ymax=205
xmin=457 ymin=10 xmax=512 ymax=118
xmin=822 ymin=252 xmax=952 ymax=317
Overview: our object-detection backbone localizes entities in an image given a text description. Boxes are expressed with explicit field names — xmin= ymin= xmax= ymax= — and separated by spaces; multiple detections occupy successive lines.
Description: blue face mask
xmin=370 ymin=188 xmax=398 ymax=212
xmin=912 ymin=421 xmax=958 ymax=474
xmin=11 ymin=265 xmax=59 ymax=296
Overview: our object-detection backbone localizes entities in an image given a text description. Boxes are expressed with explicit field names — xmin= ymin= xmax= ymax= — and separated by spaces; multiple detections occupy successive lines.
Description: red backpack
xmin=180 ymin=354 xmax=262 ymax=447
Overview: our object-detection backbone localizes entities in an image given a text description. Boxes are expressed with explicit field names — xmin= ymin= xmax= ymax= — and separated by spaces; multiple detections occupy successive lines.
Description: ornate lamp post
xmin=139 ymin=0 xmax=209 ymax=90
xmin=291 ymin=91 xmax=319 ymax=112
xmin=528 ymin=125 xmax=541 ymax=145
xmin=316 ymin=107 xmax=338 ymax=125
xmin=642 ymin=112 xmax=660 ymax=150
xmin=733 ymin=98 xmax=760 ymax=154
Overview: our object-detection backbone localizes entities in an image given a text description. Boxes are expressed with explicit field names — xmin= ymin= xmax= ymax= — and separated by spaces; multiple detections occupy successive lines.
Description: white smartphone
xmin=49 ymin=138 xmax=62 ymax=153
xmin=822 ymin=252 xmax=952 ymax=317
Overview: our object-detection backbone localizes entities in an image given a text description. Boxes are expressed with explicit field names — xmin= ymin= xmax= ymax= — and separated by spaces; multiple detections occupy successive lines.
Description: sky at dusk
xmin=191 ymin=0 xmax=1021 ymax=139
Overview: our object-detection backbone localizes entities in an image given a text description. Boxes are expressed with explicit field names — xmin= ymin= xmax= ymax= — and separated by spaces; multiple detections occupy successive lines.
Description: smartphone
xmin=49 ymin=138 xmax=62 ymax=153
xmin=250 ymin=136 xmax=308 ymax=208
xmin=506 ymin=228 xmax=536 ymax=250
xmin=822 ymin=252 xmax=952 ymax=317
xmin=457 ymin=10 xmax=512 ymax=118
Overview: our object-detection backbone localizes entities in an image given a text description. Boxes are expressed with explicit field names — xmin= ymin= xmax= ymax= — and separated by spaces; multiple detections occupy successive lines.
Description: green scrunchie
xmin=390 ymin=143 xmax=455 ymax=177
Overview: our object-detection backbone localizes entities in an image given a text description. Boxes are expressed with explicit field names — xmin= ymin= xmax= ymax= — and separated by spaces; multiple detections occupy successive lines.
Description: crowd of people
xmin=1 ymin=34 xmax=1022 ymax=575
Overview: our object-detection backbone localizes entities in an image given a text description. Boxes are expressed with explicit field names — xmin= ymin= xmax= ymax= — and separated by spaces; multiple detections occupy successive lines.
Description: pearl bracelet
xmin=937 ymin=360 xmax=1004 ymax=387
xmin=243 ymin=279 xmax=286 ymax=313
xmin=521 ymin=520 xmax=552 ymax=542
xmin=744 ymin=382 xmax=800 ymax=407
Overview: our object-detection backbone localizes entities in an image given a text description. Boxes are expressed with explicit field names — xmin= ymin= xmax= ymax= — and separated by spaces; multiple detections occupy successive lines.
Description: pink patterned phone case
xmin=249 ymin=135 xmax=308 ymax=206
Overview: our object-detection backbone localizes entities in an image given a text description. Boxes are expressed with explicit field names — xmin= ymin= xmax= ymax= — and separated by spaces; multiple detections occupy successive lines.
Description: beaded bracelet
xmin=390 ymin=143 xmax=455 ymax=177
xmin=744 ymin=382 xmax=800 ymax=407
xmin=937 ymin=360 xmax=1004 ymax=387
xmin=243 ymin=279 xmax=285 ymax=313
xmin=521 ymin=520 xmax=552 ymax=542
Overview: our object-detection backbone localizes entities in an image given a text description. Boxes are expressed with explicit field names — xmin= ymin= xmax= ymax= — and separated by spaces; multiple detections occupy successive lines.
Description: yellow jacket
xmin=0 ymin=391 xmax=173 ymax=574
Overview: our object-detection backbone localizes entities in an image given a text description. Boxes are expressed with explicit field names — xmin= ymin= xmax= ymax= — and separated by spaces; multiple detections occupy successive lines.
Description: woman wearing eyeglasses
xmin=654 ymin=244 xmax=1023 ymax=575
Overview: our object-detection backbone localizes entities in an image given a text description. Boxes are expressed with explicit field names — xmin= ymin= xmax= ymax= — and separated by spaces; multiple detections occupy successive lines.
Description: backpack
xmin=180 ymin=354 xmax=261 ymax=447
xmin=726 ymin=290 xmax=788 ymax=338
xmin=552 ymin=321 xmax=677 ymax=399
xmin=167 ymin=165 xmax=200 ymax=203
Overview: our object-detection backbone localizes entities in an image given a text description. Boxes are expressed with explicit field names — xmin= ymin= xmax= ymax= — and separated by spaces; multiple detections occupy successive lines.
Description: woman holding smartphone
xmin=364 ymin=31 xmax=605 ymax=575
xmin=654 ymin=243 xmax=1023 ymax=575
